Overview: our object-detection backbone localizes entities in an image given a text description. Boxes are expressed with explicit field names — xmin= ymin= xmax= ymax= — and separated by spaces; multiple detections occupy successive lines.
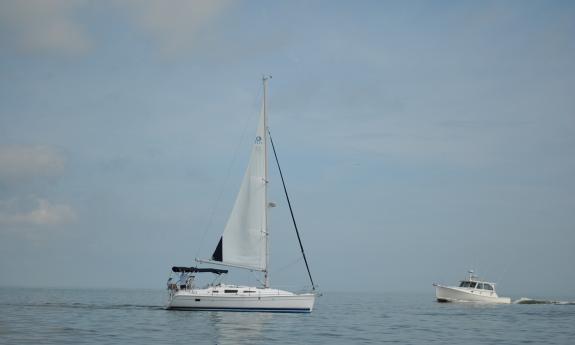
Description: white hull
xmin=434 ymin=284 xmax=511 ymax=304
xmin=168 ymin=285 xmax=315 ymax=313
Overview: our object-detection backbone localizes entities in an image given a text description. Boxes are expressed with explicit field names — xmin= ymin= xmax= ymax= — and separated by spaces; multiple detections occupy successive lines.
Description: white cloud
xmin=0 ymin=197 xmax=75 ymax=226
xmin=0 ymin=0 xmax=234 ymax=57
xmin=0 ymin=146 xmax=65 ymax=181
xmin=0 ymin=147 xmax=73 ymax=229
xmin=0 ymin=0 xmax=90 ymax=55
xmin=119 ymin=0 xmax=233 ymax=55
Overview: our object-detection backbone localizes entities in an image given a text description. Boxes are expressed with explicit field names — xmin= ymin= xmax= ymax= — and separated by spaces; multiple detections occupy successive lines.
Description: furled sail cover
xmin=211 ymin=106 xmax=267 ymax=271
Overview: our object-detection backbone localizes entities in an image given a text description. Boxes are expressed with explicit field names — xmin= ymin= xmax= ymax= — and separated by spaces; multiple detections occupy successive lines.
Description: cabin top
xmin=458 ymin=280 xmax=495 ymax=291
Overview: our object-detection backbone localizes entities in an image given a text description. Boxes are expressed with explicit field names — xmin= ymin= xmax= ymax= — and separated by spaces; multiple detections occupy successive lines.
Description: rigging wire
xmin=251 ymin=270 xmax=265 ymax=286
xmin=267 ymin=128 xmax=316 ymax=291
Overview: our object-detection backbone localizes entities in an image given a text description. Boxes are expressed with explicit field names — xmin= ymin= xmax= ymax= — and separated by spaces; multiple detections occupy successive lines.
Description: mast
xmin=263 ymin=75 xmax=270 ymax=288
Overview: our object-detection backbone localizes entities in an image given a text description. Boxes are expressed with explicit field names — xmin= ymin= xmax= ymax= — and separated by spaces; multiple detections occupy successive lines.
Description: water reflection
xmin=209 ymin=312 xmax=272 ymax=345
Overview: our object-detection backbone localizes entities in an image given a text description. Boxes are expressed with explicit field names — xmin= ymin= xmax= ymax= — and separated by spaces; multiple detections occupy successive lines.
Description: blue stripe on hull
xmin=167 ymin=306 xmax=311 ymax=313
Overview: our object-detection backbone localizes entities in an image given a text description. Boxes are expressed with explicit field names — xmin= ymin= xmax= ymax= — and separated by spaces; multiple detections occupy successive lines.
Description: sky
xmin=0 ymin=0 xmax=574 ymax=298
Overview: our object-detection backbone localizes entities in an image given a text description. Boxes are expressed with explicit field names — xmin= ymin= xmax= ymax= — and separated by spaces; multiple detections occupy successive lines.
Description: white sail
xmin=211 ymin=104 xmax=267 ymax=271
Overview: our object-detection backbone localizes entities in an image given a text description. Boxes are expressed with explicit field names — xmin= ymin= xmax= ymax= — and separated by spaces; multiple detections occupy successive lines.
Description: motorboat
xmin=433 ymin=270 xmax=511 ymax=304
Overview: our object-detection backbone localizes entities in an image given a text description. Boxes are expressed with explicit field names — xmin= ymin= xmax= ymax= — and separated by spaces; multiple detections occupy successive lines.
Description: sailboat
xmin=167 ymin=76 xmax=317 ymax=312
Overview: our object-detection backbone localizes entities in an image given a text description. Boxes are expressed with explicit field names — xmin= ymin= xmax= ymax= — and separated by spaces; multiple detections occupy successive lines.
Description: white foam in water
xmin=514 ymin=297 xmax=575 ymax=305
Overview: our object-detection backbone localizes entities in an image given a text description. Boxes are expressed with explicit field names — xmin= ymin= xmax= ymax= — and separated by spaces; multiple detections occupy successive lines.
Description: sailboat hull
xmin=168 ymin=285 xmax=315 ymax=313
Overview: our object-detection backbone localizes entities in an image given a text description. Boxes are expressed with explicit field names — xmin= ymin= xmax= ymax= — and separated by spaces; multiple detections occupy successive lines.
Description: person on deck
xmin=178 ymin=272 xmax=188 ymax=289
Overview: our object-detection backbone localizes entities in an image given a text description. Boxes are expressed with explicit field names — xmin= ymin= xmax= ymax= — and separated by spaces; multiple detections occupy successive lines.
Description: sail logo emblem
xmin=255 ymin=136 xmax=262 ymax=144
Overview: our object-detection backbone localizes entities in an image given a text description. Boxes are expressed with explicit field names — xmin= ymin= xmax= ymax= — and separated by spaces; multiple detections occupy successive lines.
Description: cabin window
xmin=224 ymin=289 xmax=238 ymax=293
xmin=477 ymin=283 xmax=484 ymax=289
xmin=459 ymin=282 xmax=465 ymax=287
xmin=461 ymin=282 xmax=470 ymax=288
xmin=244 ymin=291 xmax=255 ymax=293
xmin=484 ymin=284 xmax=493 ymax=291
xmin=469 ymin=282 xmax=477 ymax=288
xmin=212 ymin=291 xmax=219 ymax=293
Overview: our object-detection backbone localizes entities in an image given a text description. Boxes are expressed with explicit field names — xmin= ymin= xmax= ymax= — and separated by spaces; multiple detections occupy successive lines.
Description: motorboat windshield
xmin=458 ymin=280 xmax=495 ymax=291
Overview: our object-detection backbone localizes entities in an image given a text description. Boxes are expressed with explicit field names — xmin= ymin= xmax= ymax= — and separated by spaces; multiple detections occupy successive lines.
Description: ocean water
xmin=0 ymin=287 xmax=574 ymax=344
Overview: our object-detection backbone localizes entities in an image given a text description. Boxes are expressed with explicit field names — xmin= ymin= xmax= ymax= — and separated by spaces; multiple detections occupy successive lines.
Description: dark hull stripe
xmin=167 ymin=306 xmax=311 ymax=313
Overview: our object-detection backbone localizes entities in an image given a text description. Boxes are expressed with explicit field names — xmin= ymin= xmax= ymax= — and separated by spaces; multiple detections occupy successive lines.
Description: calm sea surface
xmin=0 ymin=287 xmax=574 ymax=344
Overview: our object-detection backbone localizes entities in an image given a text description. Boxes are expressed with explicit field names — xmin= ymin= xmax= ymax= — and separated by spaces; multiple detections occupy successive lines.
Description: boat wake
xmin=2 ymin=302 xmax=165 ymax=310
xmin=513 ymin=297 xmax=575 ymax=305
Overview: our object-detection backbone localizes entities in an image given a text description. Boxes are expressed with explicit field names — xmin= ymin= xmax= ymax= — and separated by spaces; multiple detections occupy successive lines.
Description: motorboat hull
xmin=168 ymin=286 xmax=315 ymax=313
xmin=434 ymin=284 xmax=511 ymax=304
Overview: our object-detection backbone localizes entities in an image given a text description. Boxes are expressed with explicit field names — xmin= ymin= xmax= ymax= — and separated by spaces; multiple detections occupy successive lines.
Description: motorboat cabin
xmin=458 ymin=280 xmax=495 ymax=291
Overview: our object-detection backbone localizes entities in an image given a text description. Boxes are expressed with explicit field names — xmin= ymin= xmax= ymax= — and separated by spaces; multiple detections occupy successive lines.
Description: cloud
xmin=0 ymin=0 xmax=90 ymax=55
xmin=0 ymin=146 xmax=73 ymax=230
xmin=119 ymin=0 xmax=233 ymax=55
xmin=0 ymin=197 xmax=75 ymax=226
xmin=0 ymin=146 xmax=65 ymax=181
xmin=0 ymin=0 xmax=234 ymax=57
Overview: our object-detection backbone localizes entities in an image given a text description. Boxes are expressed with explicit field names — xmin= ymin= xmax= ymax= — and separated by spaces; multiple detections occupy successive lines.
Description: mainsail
xmin=210 ymin=104 xmax=268 ymax=271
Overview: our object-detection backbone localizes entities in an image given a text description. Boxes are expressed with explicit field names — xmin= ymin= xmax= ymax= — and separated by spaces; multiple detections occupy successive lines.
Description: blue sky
xmin=0 ymin=0 xmax=574 ymax=297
